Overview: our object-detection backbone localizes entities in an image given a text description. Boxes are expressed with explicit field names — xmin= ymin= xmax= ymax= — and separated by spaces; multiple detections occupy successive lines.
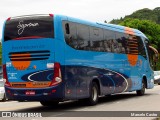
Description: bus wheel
xmin=136 ymin=80 xmax=146 ymax=96
xmin=87 ymin=82 xmax=99 ymax=105
xmin=40 ymin=101 xmax=59 ymax=106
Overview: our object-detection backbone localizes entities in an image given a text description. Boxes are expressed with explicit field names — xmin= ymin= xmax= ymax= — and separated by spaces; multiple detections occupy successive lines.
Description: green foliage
xmin=109 ymin=7 xmax=160 ymax=25
xmin=125 ymin=8 xmax=158 ymax=23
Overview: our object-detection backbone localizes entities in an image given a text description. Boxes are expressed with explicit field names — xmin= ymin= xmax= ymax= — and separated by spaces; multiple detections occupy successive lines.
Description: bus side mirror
xmin=65 ymin=23 xmax=70 ymax=34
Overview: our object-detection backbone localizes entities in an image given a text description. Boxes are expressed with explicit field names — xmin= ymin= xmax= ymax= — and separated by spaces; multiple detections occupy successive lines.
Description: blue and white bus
xmin=2 ymin=14 xmax=157 ymax=106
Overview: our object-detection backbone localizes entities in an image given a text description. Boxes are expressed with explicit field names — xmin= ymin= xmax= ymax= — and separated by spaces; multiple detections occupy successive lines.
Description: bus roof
xmin=56 ymin=14 xmax=147 ymax=38
xmin=4 ymin=14 xmax=147 ymax=39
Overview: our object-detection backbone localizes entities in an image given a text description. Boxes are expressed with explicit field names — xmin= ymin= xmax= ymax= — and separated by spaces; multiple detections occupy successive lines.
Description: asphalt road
xmin=1 ymin=85 xmax=160 ymax=120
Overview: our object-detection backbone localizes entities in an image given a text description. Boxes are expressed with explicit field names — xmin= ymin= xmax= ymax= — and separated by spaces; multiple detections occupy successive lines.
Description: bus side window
xmin=90 ymin=27 xmax=104 ymax=51
xmin=76 ymin=24 xmax=90 ymax=50
xmin=63 ymin=21 xmax=78 ymax=49
xmin=145 ymin=40 xmax=155 ymax=69
xmin=103 ymin=30 xmax=115 ymax=52
xmin=115 ymin=32 xmax=127 ymax=54
xmin=65 ymin=23 xmax=70 ymax=34
xmin=138 ymin=37 xmax=147 ymax=59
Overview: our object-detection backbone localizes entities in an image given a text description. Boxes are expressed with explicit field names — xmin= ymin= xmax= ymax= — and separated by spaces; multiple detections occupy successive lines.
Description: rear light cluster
xmin=49 ymin=62 xmax=62 ymax=86
xmin=7 ymin=17 xmax=11 ymax=21
xmin=49 ymin=14 xmax=54 ymax=17
xmin=3 ymin=64 xmax=11 ymax=87
xmin=3 ymin=62 xmax=62 ymax=88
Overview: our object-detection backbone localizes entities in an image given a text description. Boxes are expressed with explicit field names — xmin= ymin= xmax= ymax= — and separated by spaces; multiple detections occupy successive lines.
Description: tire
xmin=136 ymin=80 xmax=146 ymax=96
xmin=40 ymin=101 xmax=59 ymax=106
xmin=158 ymin=83 xmax=160 ymax=85
xmin=87 ymin=82 xmax=99 ymax=106
xmin=105 ymin=94 xmax=112 ymax=97
xmin=18 ymin=100 xmax=25 ymax=102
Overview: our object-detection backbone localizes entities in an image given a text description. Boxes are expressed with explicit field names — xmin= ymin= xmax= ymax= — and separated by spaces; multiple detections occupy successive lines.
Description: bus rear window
xmin=4 ymin=15 xmax=54 ymax=41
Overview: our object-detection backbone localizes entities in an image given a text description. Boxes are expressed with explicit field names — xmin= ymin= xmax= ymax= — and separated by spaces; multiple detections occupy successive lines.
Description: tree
xmin=153 ymin=7 xmax=160 ymax=24
xmin=109 ymin=7 xmax=160 ymax=24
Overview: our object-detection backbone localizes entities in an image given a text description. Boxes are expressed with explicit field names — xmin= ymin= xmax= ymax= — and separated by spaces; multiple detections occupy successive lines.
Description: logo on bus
xmin=17 ymin=21 xmax=39 ymax=35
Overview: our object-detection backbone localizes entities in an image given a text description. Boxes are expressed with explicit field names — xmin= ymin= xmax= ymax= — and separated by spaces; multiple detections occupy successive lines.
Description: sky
xmin=0 ymin=0 xmax=160 ymax=38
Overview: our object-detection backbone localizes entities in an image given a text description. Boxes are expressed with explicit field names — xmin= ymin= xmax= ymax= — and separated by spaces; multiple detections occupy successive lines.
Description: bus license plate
xmin=25 ymin=91 xmax=35 ymax=95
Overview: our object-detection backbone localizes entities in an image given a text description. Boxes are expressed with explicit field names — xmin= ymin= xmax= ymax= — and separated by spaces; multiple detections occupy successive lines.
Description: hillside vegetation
xmin=110 ymin=7 xmax=160 ymax=24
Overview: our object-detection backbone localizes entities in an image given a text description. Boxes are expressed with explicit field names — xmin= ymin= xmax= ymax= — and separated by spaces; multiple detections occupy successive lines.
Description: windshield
xmin=4 ymin=15 xmax=54 ymax=41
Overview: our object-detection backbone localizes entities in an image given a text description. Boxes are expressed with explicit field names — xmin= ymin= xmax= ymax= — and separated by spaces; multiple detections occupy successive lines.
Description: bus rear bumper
xmin=5 ymin=85 xmax=64 ymax=101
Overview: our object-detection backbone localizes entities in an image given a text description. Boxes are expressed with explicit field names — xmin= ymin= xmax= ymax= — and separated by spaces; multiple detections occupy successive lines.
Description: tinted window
xmin=63 ymin=21 xmax=146 ymax=55
xmin=145 ymin=39 xmax=155 ymax=69
xmin=103 ymin=30 xmax=115 ymax=52
xmin=63 ymin=21 xmax=78 ymax=49
xmin=76 ymin=24 xmax=90 ymax=50
xmin=138 ymin=36 xmax=147 ymax=58
xmin=90 ymin=27 xmax=104 ymax=51
xmin=125 ymin=34 xmax=139 ymax=55
xmin=115 ymin=32 xmax=128 ymax=53
xmin=63 ymin=21 xmax=90 ymax=50
xmin=4 ymin=16 xmax=54 ymax=41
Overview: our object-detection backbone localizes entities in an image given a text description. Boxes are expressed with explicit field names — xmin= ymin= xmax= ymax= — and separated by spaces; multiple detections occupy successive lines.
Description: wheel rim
xmin=92 ymin=86 xmax=98 ymax=101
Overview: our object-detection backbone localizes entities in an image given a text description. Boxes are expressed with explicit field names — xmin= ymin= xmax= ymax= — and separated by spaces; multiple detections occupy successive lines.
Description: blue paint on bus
xmin=2 ymin=14 xmax=155 ymax=104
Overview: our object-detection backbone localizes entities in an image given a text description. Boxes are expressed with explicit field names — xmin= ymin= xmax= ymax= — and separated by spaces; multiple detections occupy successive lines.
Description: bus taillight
xmin=49 ymin=14 xmax=54 ymax=17
xmin=49 ymin=62 xmax=62 ymax=86
xmin=7 ymin=17 xmax=11 ymax=21
xmin=3 ymin=64 xmax=11 ymax=87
